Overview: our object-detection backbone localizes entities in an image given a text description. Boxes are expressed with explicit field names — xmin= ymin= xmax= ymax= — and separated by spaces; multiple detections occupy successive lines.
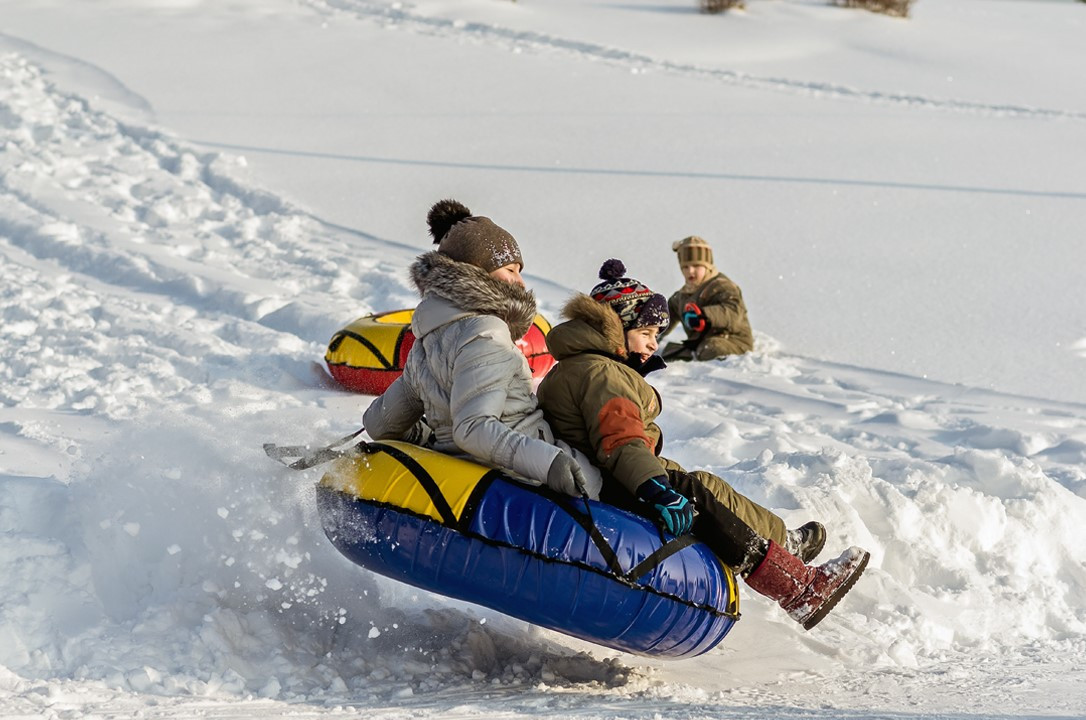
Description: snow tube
xmin=316 ymin=440 xmax=740 ymax=658
xmin=324 ymin=310 xmax=555 ymax=395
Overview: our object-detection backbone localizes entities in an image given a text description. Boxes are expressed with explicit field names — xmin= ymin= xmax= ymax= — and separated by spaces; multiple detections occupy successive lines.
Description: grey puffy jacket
xmin=363 ymin=252 xmax=600 ymax=496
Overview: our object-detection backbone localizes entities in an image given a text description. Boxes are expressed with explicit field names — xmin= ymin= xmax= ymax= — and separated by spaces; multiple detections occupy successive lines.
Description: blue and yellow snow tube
xmin=316 ymin=441 xmax=740 ymax=658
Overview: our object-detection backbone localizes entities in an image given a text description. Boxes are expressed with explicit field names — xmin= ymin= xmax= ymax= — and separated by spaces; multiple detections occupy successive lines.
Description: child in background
xmin=537 ymin=259 xmax=869 ymax=630
xmin=660 ymin=235 xmax=754 ymax=361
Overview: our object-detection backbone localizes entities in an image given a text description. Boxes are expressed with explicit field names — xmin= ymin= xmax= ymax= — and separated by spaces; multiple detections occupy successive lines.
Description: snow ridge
xmin=306 ymin=0 xmax=1086 ymax=123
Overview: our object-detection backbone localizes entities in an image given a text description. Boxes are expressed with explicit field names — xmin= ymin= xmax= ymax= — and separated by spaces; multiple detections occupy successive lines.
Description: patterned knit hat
xmin=590 ymin=259 xmax=670 ymax=332
xmin=672 ymin=235 xmax=714 ymax=268
xmin=427 ymin=199 xmax=523 ymax=273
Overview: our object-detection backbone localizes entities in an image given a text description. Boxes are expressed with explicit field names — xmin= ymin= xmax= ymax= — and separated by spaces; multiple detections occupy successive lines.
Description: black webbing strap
xmin=263 ymin=428 xmax=367 ymax=470
xmin=552 ymin=496 xmax=702 ymax=582
xmin=458 ymin=469 xmax=500 ymax=534
xmin=623 ymin=534 xmax=700 ymax=583
xmin=365 ymin=442 xmax=458 ymax=527
xmin=327 ymin=330 xmax=394 ymax=369
xmin=551 ymin=495 xmax=625 ymax=576
xmin=266 ymin=432 xmax=698 ymax=586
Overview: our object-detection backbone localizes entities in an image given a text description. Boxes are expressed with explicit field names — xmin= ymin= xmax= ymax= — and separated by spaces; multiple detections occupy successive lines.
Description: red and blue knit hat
xmin=590 ymin=259 xmax=670 ymax=332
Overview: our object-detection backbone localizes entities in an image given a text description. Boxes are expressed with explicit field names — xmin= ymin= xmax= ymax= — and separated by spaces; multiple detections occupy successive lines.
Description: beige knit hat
xmin=672 ymin=235 xmax=714 ymax=268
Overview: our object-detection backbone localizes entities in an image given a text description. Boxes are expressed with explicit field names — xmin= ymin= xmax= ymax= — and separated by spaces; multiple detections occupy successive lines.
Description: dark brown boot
xmin=786 ymin=521 xmax=827 ymax=563
xmin=745 ymin=541 xmax=870 ymax=630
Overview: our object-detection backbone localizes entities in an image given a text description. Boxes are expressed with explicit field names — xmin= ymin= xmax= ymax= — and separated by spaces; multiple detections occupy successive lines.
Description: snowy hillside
xmin=2 ymin=1 xmax=1086 ymax=718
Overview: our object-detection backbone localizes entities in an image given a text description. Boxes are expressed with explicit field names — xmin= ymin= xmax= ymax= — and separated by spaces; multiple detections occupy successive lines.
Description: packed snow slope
xmin=3 ymin=0 xmax=1086 ymax=405
xmin=1 ymin=1 xmax=1085 ymax=719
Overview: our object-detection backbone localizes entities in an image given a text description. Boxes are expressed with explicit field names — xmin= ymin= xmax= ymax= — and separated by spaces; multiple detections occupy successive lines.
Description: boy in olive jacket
xmin=660 ymin=235 xmax=754 ymax=361
xmin=537 ymin=259 xmax=869 ymax=631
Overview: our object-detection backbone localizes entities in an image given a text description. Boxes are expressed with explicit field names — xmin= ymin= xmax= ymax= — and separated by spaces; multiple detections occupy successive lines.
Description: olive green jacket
xmin=536 ymin=294 xmax=667 ymax=495
xmin=661 ymin=270 xmax=753 ymax=356
xmin=538 ymin=293 xmax=786 ymax=543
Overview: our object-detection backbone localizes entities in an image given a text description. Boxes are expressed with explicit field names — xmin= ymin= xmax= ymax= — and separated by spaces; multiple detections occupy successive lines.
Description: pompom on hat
xmin=672 ymin=235 xmax=714 ymax=269
xmin=590 ymin=259 xmax=670 ymax=332
xmin=427 ymin=199 xmax=524 ymax=273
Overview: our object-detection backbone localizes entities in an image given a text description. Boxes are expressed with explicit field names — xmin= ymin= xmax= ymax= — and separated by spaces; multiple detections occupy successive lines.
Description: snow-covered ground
xmin=1 ymin=0 xmax=1085 ymax=718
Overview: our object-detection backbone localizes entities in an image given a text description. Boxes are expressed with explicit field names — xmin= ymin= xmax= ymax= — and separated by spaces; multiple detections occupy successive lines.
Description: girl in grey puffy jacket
xmin=363 ymin=200 xmax=600 ymax=499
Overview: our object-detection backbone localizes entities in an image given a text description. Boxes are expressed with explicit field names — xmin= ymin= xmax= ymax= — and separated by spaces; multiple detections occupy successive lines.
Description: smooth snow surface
xmin=1 ymin=1 xmax=1085 ymax=718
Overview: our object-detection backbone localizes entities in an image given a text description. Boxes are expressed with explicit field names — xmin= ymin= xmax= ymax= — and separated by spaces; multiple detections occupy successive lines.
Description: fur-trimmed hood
xmin=544 ymin=293 xmax=628 ymax=361
xmin=409 ymin=251 xmax=537 ymax=340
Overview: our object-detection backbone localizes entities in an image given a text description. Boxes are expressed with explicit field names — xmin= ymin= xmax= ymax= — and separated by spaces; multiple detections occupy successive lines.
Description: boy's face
xmin=625 ymin=326 xmax=660 ymax=362
xmin=682 ymin=264 xmax=708 ymax=285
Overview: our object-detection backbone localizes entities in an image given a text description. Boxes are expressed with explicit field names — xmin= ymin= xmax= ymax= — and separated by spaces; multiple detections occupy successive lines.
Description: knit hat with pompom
xmin=427 ymin=199 xmax=523 ymax=273
xmin=590 ymin=259 xmax=670 ymax=332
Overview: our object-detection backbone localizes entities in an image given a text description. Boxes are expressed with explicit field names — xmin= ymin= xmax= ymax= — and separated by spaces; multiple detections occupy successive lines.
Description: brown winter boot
xmin=745 ymin=541 xmax=870 ymax=630
xmin=786 ymin=521 xmax=826 ymax=563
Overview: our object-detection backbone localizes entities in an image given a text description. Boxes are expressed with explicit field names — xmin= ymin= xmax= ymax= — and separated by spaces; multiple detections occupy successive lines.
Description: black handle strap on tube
xmin=266 ymin=432 xmax=700 ymax=588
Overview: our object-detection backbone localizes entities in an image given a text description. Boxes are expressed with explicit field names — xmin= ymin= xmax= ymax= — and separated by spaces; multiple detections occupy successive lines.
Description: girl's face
xmin=682 ymin=264 xmax=708 ymax=285
xmin=489 ymin=263 xmax=525 ymax=287
xmin=625 ymin=326 xmax=661 ymax=362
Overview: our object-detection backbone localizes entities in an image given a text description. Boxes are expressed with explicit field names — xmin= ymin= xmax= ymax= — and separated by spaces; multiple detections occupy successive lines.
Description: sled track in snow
xmin=0 ymin=53 xmax=422 ymax=418
xmin=0 ymin=54 xmax=407 ymax=332
xmin=308 ymin=0 xmax=1086 ymax=123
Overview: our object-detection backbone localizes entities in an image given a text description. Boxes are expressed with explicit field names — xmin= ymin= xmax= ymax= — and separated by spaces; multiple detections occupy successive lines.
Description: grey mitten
xmin=546 ymin=452 xmax=588 ymax=497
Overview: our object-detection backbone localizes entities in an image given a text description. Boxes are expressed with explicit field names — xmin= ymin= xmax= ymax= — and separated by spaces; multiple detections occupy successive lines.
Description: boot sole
xmin=801 ymin=550 xmax=870 ymax=631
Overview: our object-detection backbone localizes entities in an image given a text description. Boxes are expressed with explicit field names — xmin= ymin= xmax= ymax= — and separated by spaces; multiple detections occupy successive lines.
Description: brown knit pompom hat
xmin=427 ymin=199 xmax=523 ymax=273
xmin=672 ymin=235 xmax=714 ymax=269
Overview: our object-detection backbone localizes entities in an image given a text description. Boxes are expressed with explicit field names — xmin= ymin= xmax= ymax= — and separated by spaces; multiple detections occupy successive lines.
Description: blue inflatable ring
xmin=316 ymin=440 xmax=740 ymax=658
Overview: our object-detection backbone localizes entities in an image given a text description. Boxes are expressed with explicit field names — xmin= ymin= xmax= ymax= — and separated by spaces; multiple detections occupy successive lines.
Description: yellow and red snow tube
xmin=324 ymin=309 xmax=555 ymax=395
xmin=316 ymin=440 xmax=741 ymax=658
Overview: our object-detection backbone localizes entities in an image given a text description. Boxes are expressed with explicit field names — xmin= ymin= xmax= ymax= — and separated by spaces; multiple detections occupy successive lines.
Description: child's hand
xmin=682 ymin=303 xmax=708 ymax=333
xmin=636 ymin=476 xmax=695 ymax=536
